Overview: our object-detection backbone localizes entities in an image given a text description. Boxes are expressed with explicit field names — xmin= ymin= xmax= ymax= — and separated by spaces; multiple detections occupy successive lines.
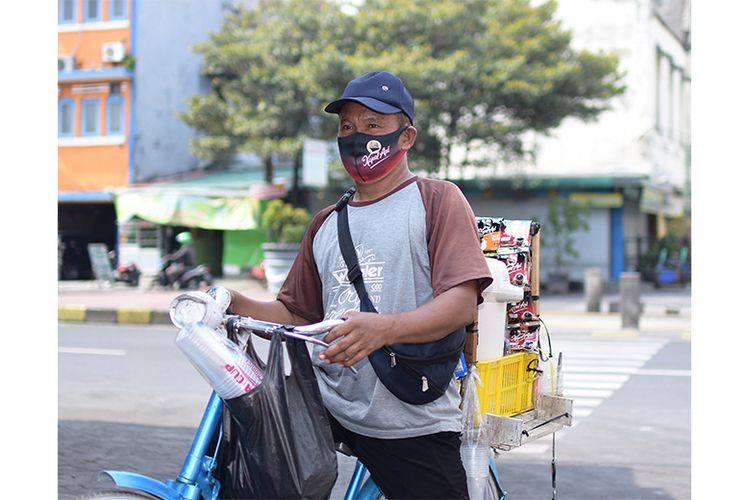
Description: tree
xmin=181 ymin=0 xmax=354 ymax=188
xmin=348 ymin=0 xmax=625 ymax=173
xmin=182 ymin=0 xmax=624 ymax=181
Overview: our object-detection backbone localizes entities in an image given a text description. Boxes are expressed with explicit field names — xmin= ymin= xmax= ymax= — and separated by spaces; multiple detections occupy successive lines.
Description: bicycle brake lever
xmin=281 ymin=330 xmax=358 ymax=375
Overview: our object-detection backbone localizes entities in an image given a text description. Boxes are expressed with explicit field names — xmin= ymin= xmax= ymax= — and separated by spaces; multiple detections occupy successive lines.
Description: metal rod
xmin=177 ymin=392 xmax=224 ymax=484
xmin=521 ymin=413 xmax=571 ymax=436
xmin=343 ymin=461 xmax=369 ymax=500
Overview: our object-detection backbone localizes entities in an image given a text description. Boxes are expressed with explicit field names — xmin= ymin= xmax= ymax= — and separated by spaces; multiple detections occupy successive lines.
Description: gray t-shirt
xmin=278 ymin=176 xmax=492 ymax=439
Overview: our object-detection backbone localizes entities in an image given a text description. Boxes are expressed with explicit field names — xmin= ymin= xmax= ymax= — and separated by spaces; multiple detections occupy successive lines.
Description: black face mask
xmin=337 ymin=125 xmax=408 ymax=183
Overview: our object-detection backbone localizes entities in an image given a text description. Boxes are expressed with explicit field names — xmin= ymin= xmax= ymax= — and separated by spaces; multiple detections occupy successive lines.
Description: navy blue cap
xmin=325 ymin=71 xmax=415 ymax=124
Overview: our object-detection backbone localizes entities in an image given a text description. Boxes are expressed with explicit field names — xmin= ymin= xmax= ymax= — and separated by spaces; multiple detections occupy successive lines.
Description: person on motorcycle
xmin=226 ymin=72 xmax=492 ymax=499
xmin=165 ymin=231 xmax=196 ymax=286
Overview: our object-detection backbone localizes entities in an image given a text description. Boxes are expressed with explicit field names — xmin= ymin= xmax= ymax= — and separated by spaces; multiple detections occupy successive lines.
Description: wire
xmin=537 ymin=316 xmax=553 ymax=362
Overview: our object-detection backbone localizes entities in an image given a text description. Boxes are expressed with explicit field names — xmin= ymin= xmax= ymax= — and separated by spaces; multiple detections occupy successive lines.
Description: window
xmin=59 ymin=0 xmax=76 ymax=23
xmin=59 ymin=99 xmax=75 ymax=137
xmin=682 ymin=78 xmax=691 ymax=145
xmin=106 ymin=95 xmax=124 ymax=135
xmin=120 ymin=220 xmax=160 ymax=248
xmin=81 ymin=98 xmax=100 ymax=136
xmin=109 ymin=0 xmax=127 ymax=20
xmin=672 ymin=66 xmax=684 ymax=140
xmin=654 ymin=47 xmax=661 ymax=131
xmin=84 ymin=0 xmax=101 ymax=22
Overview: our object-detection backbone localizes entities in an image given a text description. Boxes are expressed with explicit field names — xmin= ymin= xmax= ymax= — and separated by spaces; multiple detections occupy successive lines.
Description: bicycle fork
xmin=101 ymin=392 xmax=224 ymax=500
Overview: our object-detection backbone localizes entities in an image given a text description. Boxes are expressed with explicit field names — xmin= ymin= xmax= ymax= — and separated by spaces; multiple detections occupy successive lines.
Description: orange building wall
xmin=58 ymin=84 xmax=131 ymax=137
xmin=58 ymin=29 xmax=131 ymax=71
xmin=58 ymin=0 xmax=133 ymax=193
xmin=58 ymin=84 xmax=131 ymax=191
xmin=58 ymin=145 xmax=129 ymax=192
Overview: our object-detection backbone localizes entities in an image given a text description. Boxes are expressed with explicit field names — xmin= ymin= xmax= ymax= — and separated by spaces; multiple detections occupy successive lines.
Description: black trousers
xmin=329 ymin=414 xmax=469 ymax=500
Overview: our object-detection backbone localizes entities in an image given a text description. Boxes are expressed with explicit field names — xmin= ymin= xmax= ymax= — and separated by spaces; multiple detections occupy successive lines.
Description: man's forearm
xmin=386 ymin=280 xmax=478 ymax=345
xmin=320 ymin=280 xmax=479 ymax=367
xmin=228 ymin=290 xmax=307 ymax=325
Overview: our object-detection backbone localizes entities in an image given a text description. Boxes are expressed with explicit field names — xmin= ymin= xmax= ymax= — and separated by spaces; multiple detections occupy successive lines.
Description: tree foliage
xmin=261 ymin=198 xmax=311 ymax=243
xmin=182 ymin=0 xmax=624 ymax=177
xmin=181 ymin=0 xmax=354 ymax=177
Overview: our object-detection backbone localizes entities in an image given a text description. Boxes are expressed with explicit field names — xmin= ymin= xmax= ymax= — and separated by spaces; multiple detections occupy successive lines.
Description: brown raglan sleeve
xmin=276 ymin=206 xmax=335 ymax=323
xmin=418 ymin=179 xmax=493 ymax=305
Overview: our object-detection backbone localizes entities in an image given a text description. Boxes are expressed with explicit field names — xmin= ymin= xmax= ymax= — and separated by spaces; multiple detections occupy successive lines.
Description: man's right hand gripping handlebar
xmin=221 ymin=287 xmax=359 ymax=374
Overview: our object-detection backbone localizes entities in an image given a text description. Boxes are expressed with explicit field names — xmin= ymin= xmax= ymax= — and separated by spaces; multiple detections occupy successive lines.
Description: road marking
xmin=564 ymin=380 xmax=622 ymax=390
xmin=634 ymin=368 xmax=691 ymax=377
xmin=560 ymin=342 xmax=666 ymax=352
xmin=563 ymin=352 xmax=653 ymax=360
xmin=565 ymin=366 xmax=642 ymax=374
xmin=571 ymin=398 xmax=604 ymax=408
xmin=565 ymin=373 xmax=629 ymax=383
xmin=564 ymin=388 xmax=615 ymax=399
xmin=562 ymin=358 xmax=646 ymax=367
xmin=503 ymin=337 xmax=669 ymax=457
xmin=58 ymin=347 xmax=126 ymax=356
xmin=574 ymin=407 xmax=594 ymax=418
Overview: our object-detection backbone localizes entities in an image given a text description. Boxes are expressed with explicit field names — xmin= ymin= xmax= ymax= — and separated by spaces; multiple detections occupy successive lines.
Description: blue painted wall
xmin=132 ymin=1 xmax=258 ymax=182
xmin=610 ymin=207 xmax=625 ymax=280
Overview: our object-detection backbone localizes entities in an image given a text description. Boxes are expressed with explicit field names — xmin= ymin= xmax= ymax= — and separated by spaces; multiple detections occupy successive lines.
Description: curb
xmin=58 ymin=306 xmax=173 ymax=325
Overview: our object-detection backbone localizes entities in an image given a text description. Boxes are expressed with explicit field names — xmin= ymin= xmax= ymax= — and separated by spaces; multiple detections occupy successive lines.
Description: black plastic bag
xmin=214 ymin=331 xmax=338 ymax=499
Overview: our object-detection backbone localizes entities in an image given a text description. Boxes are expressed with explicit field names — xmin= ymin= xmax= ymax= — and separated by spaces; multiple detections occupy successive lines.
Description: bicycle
xmin=79 ymin=288 xmax=506 ymax=499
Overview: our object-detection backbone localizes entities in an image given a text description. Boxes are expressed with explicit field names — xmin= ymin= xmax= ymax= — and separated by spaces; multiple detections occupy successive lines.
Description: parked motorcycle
xmin=107 ymin=251 xmax=141 ymax=287
xmin=151 ymin=257 xmax=213 ymax=290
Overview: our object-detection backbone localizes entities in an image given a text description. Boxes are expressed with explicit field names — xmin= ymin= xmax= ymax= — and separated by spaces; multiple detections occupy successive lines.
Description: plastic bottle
xmin=460 ymin=429 xmax=490 ymax=500
xmin=460 ymin=366 xmax=491 ymax=499
xmin=175 ymin=322 xmax=264 ymax=399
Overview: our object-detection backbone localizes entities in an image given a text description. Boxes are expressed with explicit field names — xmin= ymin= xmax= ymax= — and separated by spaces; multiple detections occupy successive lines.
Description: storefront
xmin=113 ymin=169 xmax=290 ymax=277
xmin=58 ymin=192 xmax=118 ymax=280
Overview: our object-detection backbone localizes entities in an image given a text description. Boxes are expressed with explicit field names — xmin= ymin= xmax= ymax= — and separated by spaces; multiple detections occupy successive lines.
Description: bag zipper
xmin=382 ymin=340 xmax=465 ymax=365
xmin=383 ymin=346 xmax=444 ymax=396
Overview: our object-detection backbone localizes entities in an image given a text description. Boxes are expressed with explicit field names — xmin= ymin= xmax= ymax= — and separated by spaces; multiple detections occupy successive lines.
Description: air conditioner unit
xmin=102 ymin=42 xmax=125 ymax=63
xmin=58 ymin=55 xmax=75 ymax=72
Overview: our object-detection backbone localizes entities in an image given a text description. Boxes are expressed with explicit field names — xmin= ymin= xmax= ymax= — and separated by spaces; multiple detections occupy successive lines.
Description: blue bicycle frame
xmin=101 ymin=392 xmax=224 ymax=500
xmin=98 ymin=390 xmax=385 ymax=500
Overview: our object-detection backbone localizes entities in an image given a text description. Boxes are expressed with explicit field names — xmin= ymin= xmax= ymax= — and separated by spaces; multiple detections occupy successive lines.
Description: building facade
xmin=58 ymin=0 xmax=263 ymax=279
xmin=58 ymin=0 xmax=134 ymax=279
xmin=454 ymin=0 xmax=691 ymax=287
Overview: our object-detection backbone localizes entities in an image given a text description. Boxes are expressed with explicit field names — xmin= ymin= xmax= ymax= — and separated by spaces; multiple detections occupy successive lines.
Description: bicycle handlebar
xmin=225 ymin=315 xmax=357 ymax=374
xmin=226 ymin=316 xmax=343 ymax=348
xmin=169 ymin=288 xmax=357 ymax=373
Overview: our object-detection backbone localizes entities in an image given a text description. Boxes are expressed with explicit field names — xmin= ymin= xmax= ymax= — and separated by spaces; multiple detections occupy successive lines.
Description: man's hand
xmin=320 ymin=311 xmax=395 ymax=368
xmin=319 ymin=281 xmax=478 ymax=368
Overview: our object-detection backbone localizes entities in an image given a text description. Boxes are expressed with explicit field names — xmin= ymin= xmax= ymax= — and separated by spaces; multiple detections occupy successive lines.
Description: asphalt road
xmin=59 ymin=323 xmax=690 ymax=499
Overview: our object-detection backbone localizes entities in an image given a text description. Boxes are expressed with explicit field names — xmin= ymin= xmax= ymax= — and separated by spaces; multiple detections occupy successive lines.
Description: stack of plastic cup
xmin=176 ymin=322 xmax=264 ymax=399
xmin=460 ymin=429 xmax=490 ymax=500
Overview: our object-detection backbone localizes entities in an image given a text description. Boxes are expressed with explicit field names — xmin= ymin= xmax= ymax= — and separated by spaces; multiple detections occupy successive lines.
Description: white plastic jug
xmin=477 ymin=258 xmax=524 ymax=361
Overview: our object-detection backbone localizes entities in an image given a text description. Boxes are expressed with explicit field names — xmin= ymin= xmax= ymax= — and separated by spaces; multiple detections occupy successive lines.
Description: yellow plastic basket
xmin=475 ymin=352 xmax=539 ymax=416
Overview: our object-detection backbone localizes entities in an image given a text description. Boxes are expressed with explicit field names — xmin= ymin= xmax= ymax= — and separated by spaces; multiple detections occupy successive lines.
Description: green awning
xmin=454 ymin=174 xmax=647 ymax=194
xmin=114 ymin=168 xmax=292 ymax=230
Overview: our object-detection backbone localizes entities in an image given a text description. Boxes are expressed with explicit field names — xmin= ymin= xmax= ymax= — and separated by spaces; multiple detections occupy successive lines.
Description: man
xmin=165 ymin=231 xmax=196 ymax=286
xmin=229 ymin=71 xmax=492 ymax=499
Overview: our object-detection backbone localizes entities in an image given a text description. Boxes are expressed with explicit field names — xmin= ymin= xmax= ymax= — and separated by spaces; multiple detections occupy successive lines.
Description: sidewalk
xmin=58 ymin=276 xmax=691 ymax=332
xmin=58 ymin=277 xmax=276 ymax=325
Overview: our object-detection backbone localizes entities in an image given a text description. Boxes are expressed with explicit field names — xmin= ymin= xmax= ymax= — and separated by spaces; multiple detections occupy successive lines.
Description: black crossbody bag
xmin=334 ymin=187 xmax=465 ymax=405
